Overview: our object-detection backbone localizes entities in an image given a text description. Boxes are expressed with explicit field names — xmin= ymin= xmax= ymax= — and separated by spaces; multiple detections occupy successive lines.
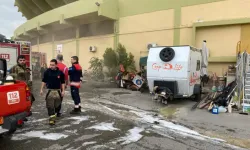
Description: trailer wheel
xmin=194 ymin=93 xmax=201 ymax=102
xmin=193 ymin=85 xmax=202 ymax=101
xmin=117 ymin=81 xmax=121 ymax=88
xmin=159 ymin=47 xmax=175 ymax=62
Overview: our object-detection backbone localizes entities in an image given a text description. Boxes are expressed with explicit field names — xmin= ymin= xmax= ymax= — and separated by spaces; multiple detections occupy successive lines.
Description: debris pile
xmin=115 ymin=64 xmax=148 ymax=92
xmin=192 ymin=65 xmax=242 ymax=114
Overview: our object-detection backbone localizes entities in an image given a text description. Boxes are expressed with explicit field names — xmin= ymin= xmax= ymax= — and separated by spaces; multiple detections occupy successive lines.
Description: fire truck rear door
xmin=0 ymin=46 xmax=18 ymax=71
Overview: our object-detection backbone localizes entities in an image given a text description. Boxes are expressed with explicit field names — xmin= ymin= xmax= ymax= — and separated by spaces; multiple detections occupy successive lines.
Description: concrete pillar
xmin=52 ymin=34 xmax=55 ymax=58
xmin=76 ymin=26 xmax=80 ymax=57
xmin=114 ymin=20 xmax=119 ymax=50
xmin=37 ymin=36 xmax=40 ymax=52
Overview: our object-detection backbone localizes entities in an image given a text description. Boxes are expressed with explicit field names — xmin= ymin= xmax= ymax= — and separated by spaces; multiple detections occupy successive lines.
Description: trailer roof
xmin=152 ymin=45 xmax=201 ymax=52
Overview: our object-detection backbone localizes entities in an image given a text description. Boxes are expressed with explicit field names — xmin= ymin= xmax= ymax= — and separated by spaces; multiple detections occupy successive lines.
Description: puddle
xmin=86 ymin=122 xmax=119 ymax=131
xmin=112 ymin=92 xmax=131 ymax=95
xmin=74 ymin=134 xmax=100 ymax=142
xmin=44 ymin=144 xmax=69 ymax=150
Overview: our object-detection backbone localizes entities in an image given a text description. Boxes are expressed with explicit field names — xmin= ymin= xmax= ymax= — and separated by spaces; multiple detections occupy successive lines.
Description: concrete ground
xmin=0 ymin=80 xmax=249 ymax=150
xmin=96 ymin=82 xmax=250 ymax=149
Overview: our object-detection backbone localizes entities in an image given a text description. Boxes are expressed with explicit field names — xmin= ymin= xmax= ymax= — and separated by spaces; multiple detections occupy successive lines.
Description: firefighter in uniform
xmin=40 ymin=59 xmax=65 ymax=125
xmin=69 ymin=56 xmax=83 ymax=114
xmin=10 ymin=55 xmax=35 ymax=104
xmin=55 ymin=54 xmax=68 ymax=117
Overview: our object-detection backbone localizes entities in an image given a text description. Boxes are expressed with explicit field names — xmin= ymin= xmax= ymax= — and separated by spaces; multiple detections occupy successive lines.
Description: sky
xmin=0 ymin=0 xmax=26 ymax=38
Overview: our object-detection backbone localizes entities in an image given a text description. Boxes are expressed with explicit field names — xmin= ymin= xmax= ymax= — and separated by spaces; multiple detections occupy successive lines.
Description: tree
xmin=89 ymin=57 xmax=104 ymax=80
xmin=116 ymin=44 xmax=128 ymax=65
xmin=103 ymin=48 xmax=118 ymax=77
xmin=116 ymin=44 xmax=136 ymax=73
xmin=88 ymin=44 xmax=136 ymax=79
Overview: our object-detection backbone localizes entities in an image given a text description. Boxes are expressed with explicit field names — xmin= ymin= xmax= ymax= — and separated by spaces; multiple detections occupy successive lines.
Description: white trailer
xmin=147 ymin=45 xmax=202 ymax=103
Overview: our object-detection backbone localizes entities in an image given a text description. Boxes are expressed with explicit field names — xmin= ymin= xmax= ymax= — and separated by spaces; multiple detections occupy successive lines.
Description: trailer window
xmin=196 ymin=60 xmax=201 ymax=71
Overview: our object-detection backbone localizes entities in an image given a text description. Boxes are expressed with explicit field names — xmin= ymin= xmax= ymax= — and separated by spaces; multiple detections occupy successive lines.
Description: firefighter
xmin=69 ymin=56 xmax=83 ymax=114
xmin=55 ymin=54 xmax=68 ymax=117
xmin=40 ymin=59 xmax=65 ymax=125
xmin=10 ymin=55 xmax=35 ymax=104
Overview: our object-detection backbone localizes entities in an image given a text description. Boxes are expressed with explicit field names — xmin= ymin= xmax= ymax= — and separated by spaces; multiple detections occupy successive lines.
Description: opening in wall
xmin=39 ymin=34 xmax=52 ymax=44
xmin=30 ymin=38 xmax=37 ymax=46
xmin=79 ymin=20 xmax=114 ymax=38
xmin=55 ymin=27 xmax=75 ymax=41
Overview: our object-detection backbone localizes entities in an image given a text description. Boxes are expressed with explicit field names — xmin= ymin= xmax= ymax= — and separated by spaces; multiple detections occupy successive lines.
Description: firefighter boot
xmin=70 ymin=107 xmax=81 ymax=115
xmin=49 ymin=115 xmax=56 ymax=125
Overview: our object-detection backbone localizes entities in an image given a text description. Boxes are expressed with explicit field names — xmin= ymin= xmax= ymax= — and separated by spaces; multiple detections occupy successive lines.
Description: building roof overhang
xmin=14 ymin=0 xmax=118 ymax=39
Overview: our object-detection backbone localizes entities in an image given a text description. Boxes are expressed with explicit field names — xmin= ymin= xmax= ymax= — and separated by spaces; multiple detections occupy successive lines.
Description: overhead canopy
xmin=14 ymin=0 xmax=119 ymax=39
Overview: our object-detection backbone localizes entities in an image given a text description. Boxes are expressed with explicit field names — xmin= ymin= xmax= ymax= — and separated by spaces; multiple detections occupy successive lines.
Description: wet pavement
xmin=0 ymin=81 xmax=247 ymax=150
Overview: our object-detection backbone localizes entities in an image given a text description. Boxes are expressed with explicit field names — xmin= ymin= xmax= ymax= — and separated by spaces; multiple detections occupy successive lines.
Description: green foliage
xmin=116 ymin=44 xmax=127 ymax=65
xmin=89 ymin=44 xmax=136 ymax=79
xmin=103 ymin=48 xmax=118 ymax=68
xmin=126 ymin=52 xmax=136 ymax=72
xmin=89 ymin=57 xmax=104 ymax=80
xmin=103 ymin=48 xmax=118 ymax=78
xmin=116 ymin=44 xmax=136 ymax=73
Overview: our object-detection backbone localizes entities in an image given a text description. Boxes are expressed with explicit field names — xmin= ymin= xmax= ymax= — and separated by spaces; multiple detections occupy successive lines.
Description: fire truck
xmin=32 ymin=52 xmax=47 ymax=78
xmin=0 ymin=40 xmax=32 ymax=78
xmin=0 ymin=39 xmax=32 ymax=135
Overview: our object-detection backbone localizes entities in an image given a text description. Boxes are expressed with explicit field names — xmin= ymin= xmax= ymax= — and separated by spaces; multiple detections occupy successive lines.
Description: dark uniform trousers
xmin=71 ymin=86 xmax=81 ymax=105
xmin=45 ymin=89 xmax=62 ymax=116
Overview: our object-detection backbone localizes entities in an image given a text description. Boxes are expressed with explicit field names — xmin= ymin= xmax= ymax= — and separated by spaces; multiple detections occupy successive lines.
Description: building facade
xmin=14 ymin=0 xmax=250 ymax=75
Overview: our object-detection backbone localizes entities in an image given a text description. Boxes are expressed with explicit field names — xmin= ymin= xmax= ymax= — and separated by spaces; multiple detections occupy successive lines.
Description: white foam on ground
xmin=55 ymin=125 xmax=71 ymax=129
xmin=69 ymin=116 xmax=89 ymax=124
xmin=132 ymin=110 xmax=199 ymax=135
xmin=66 ymin=147 xmax=82 ymax=150
xmin=115 ymin=127 xmax=144 ymax=145
xmin=41 ymin=133 xmax=68 ymax=140
xmin=82 ymin=141 xmax=97 ymax=147
xmin=130 ymin=110 xmax=227 ymax=143
xmin=88 ymin=145 xmax=108 ymax=150
xmin=86 ymin=122 xmax=119 ymax=131
xmin=101 ymin=105 xmax=119 ymax=114
xmin=12 ymin=130 xmax=68 ymax=141
xmin=30 ymin=118 xmax=47 ymax=123
xmin=65 ymin=130 xmax=78 ymax=135
xmin=31 ymin=112 xmax=39 ymax=114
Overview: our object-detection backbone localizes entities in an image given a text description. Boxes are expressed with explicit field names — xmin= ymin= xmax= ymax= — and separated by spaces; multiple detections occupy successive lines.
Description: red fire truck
xmin=0 ymin=39 xmax=32 ymax=135
xmin=32 ymin=52 xmax=47 ymax=78
xmin=0 ymin=41 xmax=32 ymax=76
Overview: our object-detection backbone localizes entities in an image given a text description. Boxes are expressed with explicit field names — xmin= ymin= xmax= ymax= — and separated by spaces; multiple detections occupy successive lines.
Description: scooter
xmin=152 ymin=86 xmax=173 ymax=105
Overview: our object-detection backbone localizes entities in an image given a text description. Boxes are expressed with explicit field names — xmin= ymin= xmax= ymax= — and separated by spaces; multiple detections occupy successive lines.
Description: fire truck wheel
xmin=8 ymin=129 xmax=16 ymax=134
xmin=159 ymin=47 xmax=175 ymax=62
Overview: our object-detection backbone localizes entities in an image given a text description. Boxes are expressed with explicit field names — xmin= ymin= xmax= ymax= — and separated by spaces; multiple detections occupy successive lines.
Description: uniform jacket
xmin=68 ymin=63 xmax=83 ymax=82
xmin=10 ymin=64 xmax=29 ymax=83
